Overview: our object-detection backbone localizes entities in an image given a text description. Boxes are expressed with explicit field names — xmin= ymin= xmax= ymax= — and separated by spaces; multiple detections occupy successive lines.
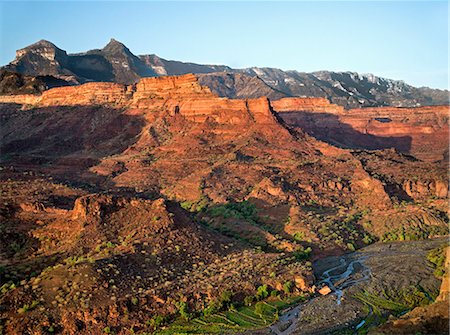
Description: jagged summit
xmin=102 ymin=38 xmax=131 ymax=54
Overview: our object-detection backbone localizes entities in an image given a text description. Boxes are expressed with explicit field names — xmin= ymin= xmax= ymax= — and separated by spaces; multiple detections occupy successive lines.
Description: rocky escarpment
xmin=272 ymin=97 xmax=345 ymax=113
xmin=0 ymin=74 xmax=284 ymax=126
xmin=275 ymin=100 xmax=449 ymax=162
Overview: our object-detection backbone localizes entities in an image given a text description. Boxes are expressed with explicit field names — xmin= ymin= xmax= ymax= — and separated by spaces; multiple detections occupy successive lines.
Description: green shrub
xmin=282 ymin=281 xmax=293 ymax=295
xmin=293 ymin=247 xmax=312 ymax=261
xmin=175 ymin=301 xmax=191 ymax=320
xmin=219 ymin=290 xmax=233 ymax=307
xmin=293 ymin=232 xmax=304 ymax=241
xmin=255 ymin=284 xmax=269 ymax=300
xmin=180 ymin=196 xmax=209 ymax=212
xmin=17 ymin=300 xmax=39 ymax=313
xmin=206 ymin=201 xmax=259 ymax=223
xmin=146 ymin=315 xmax=166 ymax=329
xmin=270 ymin=290 xmax=280 ymax=297
xmin=362 ymin=234 xmax=373 ymax=245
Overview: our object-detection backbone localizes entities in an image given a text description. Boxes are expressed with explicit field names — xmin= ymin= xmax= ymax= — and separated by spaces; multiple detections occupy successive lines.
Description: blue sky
xmin=0 ymin=1 xmax=448 ymax=89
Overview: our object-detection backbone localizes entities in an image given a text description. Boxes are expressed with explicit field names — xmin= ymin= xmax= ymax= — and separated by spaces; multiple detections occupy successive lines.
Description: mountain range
xmin=2 ymin=39 xmax=448 ymax=108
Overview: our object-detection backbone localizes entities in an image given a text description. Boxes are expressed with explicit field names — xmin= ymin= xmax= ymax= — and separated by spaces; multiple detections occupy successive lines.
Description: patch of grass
xmin=206 ymin=201 xmax=259 ymax=224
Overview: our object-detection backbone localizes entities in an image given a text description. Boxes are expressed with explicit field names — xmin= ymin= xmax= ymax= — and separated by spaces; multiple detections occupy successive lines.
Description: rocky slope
xmin=3 ymin=39 xmax=448 ymax=108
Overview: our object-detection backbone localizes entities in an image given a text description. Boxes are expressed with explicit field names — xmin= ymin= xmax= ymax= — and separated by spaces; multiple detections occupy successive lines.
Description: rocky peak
xmin=27 ymin=39 xmax=58 ymax=49
xmin=102 ymin=38 xmax=132 ymax=56
xmin=15 ymin=39 xmax=67 ymax=61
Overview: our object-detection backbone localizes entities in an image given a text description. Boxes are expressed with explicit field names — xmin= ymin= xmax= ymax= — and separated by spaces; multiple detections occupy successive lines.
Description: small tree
xmin=255 ymin=284 xmax=269 ymax=300
xmin=175 ymin=301 xmax=191 ymax=320
xmin=283 ymin=281 xmax=293 ymax=295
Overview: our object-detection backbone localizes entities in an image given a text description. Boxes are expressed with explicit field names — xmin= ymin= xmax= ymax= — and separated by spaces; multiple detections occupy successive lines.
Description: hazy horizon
xmin=1 ymin=1 xmax=448 ymax=89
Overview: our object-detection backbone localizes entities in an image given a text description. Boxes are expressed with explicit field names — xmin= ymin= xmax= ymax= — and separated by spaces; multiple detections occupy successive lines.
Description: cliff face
xmin=271 ymin=97 xmax=345 ymax=113
xmin=39 ymin=82 xmax=132 ymax=107
xmin=0 ymin=75 xmax=447 ymax=163
xmin=275 ymin=100 xmax=449 ymax=162
xmin=0 ymin=74 xmax=281 ymax=126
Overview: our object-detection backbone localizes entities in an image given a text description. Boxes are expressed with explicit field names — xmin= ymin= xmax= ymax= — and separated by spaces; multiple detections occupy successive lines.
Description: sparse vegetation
xmin=206 ymin=201 xmax=259 ymax=224
xmin=176 ymin=300 xmax=191 ymax=321
xmin=353 ymin=285 xmax=437 ymax=333
xmin=427 ymin=246 xmax=447 ymax=278
xmin=17 ymin=300 xmax=39 ymax=314
xmin=382 ymin=225 xmax=448 ymax=242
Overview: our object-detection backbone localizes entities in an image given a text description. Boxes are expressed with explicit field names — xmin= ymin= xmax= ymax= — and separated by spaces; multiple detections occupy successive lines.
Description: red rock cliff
xmin=276 ymin=101 xmax=449 ymax=162
xmin=272 ymin=97 xmax=345 ymax=113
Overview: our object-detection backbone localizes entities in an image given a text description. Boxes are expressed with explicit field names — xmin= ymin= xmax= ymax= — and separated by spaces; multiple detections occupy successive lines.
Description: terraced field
xmin=156 ymin=297 xmax=305 ymax=334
